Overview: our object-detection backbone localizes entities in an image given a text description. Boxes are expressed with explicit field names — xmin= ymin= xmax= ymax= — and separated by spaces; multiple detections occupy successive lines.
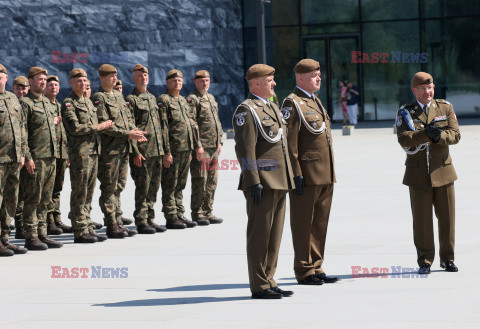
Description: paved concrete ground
xmin=1 ymin=120 xmax=479 ymax=328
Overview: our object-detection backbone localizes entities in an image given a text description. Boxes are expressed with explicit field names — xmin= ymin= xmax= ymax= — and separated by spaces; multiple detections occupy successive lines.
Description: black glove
xmin=425 ymin=124 xmax=441 ymax=143
xmin=248 ymin=184 xmax=264 ymax=205
xmin=293 ymin=175 xmax=304 ymax=195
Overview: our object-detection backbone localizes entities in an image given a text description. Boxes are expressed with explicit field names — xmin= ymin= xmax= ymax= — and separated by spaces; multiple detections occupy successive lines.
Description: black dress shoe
xmin=316 ymin=273 xmax=339 ymax=283
xmin=251 ymin=288 xmax=283 ymax=299
xmin=271 ymin=286 xmax=293 ymax=297
xmin=74 ymin=233 xmax=98 ymax=244
xmin=440 ymin=261 xmax=458 ymax=272
xmin=298 ymin=274 xmax=324 ymax=285
xmin=178 ymin=216 xmax=197 ymax=228
xmin=419 ymin=263 xmax=431 ymax=275
xmin=208 ymin=216 xmax=223 ymax=224
xmin=193 ymin=217 xmax=210 ymax=226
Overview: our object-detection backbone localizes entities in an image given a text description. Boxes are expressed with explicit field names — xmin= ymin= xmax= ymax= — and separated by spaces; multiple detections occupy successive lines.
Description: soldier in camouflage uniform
xmin=93 ymin=64 xmax=147 ymax=238
xmin=45 ymin=75 xmax=73 ymax=235
xmin=20 ymin=67 xmax=63 ymax=250
xmin=12 ymin=76 xmax=29 ymax=239
xmin=187 ymin=70 xmax=224 ymax=225
xmin=0 ymin=63 xmax=28 ymax=256
xmin=62 ymin=68 xmax=113 ymax=243
xmin=159 ymin=69 xmax=203 ymax=229
xmin=126 ymin=64 xmax=170 ymax=234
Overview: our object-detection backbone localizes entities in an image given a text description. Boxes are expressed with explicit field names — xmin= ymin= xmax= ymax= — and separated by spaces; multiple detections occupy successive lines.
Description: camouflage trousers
xmin=69 ymin=154 xmax=97 ymax=237
xmin=98 ymin=152 xmax=128 ymax=226
xmin=190 ymin=147 xmax=219 ymax=219
xmin=130 ymin=155 xmax=162 ymax=225
xmin=14 ymin=167 xmax=26 ymax=230
xmin=0 ymin=162 xmax=20 ymax=239
xmin=47 ymin=158 xmax=68 ymax=224
xmin=161 ymin=151 xmax=191 ymax=219
xmin=22 ymin=158 xmax=56 ymax=238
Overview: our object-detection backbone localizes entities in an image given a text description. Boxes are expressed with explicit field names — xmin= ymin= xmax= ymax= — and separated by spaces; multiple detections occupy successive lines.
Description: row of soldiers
xmin=0 ymin=62 xmax=224 ymax=257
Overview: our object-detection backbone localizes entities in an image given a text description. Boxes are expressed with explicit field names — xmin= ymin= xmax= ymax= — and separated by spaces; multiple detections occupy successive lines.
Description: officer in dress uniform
xmin=233 ymin=64 xmax=295 ymax=299
xmin=281 ymin=59 xmax=339 ymax=285
xmin=396 ymin=72 xmax=460 ymax=275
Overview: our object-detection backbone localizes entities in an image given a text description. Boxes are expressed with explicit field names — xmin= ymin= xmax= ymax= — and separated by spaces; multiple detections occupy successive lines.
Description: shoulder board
xmin=436 ymin=99 xmax=451 ymax=105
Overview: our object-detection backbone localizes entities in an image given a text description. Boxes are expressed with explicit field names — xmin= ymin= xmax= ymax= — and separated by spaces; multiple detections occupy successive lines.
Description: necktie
xmin=424 ymin=106 xmax=429 ymax=116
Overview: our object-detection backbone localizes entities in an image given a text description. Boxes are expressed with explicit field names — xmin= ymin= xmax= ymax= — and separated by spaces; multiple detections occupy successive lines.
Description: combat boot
xmin=1 ymin=238 xmax=28 ymax=254
xmin=74 ymin=233 xmax=98 ymax=243
xmin=178 ymin=215 xmax=198 ymax=228
xmin=55 ymin=220 xmax=73 ymax=233
xmin=166 ymin=217 xmax=187 ymax=229
xmin=208 ymin=216 xmax=224 ymax=224
xmin=47 ymin=222 xmax=63 ymax=235
xmin=92 ymin=221 xmax=103 ymax=229
xmin=106 ymin=224 xmax=126 ymax=239
xmin=119 ymin=225 xmax=137 ymax=237
xmin=0 ymin=242 xmax=14 ymax=256
xmin=137 ymin=221 xmax=156 ymax=234
xmin=25 ymin=237 xmax=48 ymax=250
xmin=121 ymin=217 xmax=133 ymax=225
xmin=147 ymin=219 xmax=167 ymax=232
xmin=193 ymin=216 xmax=210 ymax=226
xmin=15 ymin=226 xmax=25 ymax=239
xmin=39 ymin=235 xmax=63 ymax=248
xmin=89 ymin=231 xmax=108 ymax=242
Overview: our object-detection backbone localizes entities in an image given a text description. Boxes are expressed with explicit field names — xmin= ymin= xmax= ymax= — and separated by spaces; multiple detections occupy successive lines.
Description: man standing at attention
xmin=187 ymin=70 xmax=224 ymax=226
xmin=396 ymin=72 xmax=460 ymax=275
xmin=126 ymin=64 xmax=170 ymax=234
xmin=233 ymin=64 xmax=295 ymax=299
xmin=281 ymin=59 xmax=338 ymax=286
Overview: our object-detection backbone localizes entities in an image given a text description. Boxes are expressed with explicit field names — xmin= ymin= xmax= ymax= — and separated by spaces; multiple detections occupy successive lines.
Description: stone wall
xmin=0 ymin=0 xmax=244 ymax=128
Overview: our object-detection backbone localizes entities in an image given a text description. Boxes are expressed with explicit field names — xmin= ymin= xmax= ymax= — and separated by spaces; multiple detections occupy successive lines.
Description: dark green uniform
xmin=47 ymin=99 xmax=69 ymax=225
xmin=93 ymin=88 xmax=138 ymax=226
xmin=126 ymin=89 xmax=169 ymax=224
xmin=186 ymin=89 xmax=223 ymax=220
xmin=20 ymin=91 xmax=58 ymax=238
xmin=61 ymin=92 xmax=101 ymax=237
xmin=0 ymin=90 xmax=26 ymax=240
xmin=158 ymin=93 xmax=200 ymax=220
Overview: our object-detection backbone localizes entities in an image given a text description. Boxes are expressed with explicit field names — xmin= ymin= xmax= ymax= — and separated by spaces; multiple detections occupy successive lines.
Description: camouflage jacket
xmin=21 ymin=91 xmax=58 ymax=161
xmin=49 ymin=99 xmax=68 ymax=159
xmin=0 ymin=90 xmax=26 ymax=163
xmin=157 ymin=92 xmax=200 ymax=153
xmin=61 ymin=91 xmax=101 ymax=156
xmin=186 ymin=89 xmax=223 ymax=149
xmin=92 ymin=87 xmax=139 ymax=156
xmin=126 ymin=88 xmax=170 ymax=157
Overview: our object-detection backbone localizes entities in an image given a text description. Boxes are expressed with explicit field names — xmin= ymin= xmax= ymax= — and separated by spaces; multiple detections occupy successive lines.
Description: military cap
xmin=245 ymin=64 xmax=275 ymax=80
xmin=166 ymin=69 xmax=183 ymax=80
xmin=47 ymin=75 xmax=59 ymax=83
xmin=13 ymin=76 xmax=29 ymax=87
xmin=69 ymin=68 xmax=87 ymax=79
xmin=294 ymin=59 xmax=320 ymax=74
xmin=27 ymin=66 xmax=48 ymax=78
xmin=115 ymin=80 xmax=122 ymax=86
xmin=411 ymin=72 xmax=433 ymax=87
xmin=133 ymin=64 xmax=148 ymax=73
xmin=98 ymin=64 xmax=117 ymax=77
xmin=0 ymin=63 xmax=6 ymax=74
xmin=194 ymin=70 xmax=210 ymax=80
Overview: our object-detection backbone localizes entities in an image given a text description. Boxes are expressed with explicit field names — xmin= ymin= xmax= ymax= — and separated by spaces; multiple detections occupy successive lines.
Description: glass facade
xmin=242 ymin=0 xmax=480 ymax=121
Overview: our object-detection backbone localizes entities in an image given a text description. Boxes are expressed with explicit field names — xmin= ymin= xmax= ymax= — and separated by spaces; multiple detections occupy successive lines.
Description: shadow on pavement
xmin=148 ymin=282 xmax=296 ymax=292
xmin=280 ymin=269 xmax=445 ymax=280
xmin=93 ymin=296 xmax=251 ymax=307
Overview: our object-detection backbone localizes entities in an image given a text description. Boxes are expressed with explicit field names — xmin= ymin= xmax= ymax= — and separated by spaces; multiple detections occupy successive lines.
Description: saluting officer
xmin=281 ymin=59 xmax=338 ymax=285
xmin=396 ymin=72 xmax=460 ymax=275
xmin=233 ymin=64 xmax=295 ymax=299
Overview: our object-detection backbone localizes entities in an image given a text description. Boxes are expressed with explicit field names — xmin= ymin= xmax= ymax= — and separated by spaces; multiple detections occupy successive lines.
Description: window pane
xmin=302 ymin=23 xmax=359 ymax=35
xmin=424 ymin=0 xmax=480 ymax=18
xmin=243 ymin=0 xmax=299 ymax=27
xmin=362 ymin=21 xmax=421 ymax=120
xmin=362 ymin=0 xmax=418 ymax=21
xmin=301 ymin=0 xmax=359 ymax=24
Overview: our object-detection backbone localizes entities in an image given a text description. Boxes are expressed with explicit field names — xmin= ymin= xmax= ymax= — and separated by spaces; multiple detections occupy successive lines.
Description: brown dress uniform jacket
xmin=234 ymin=94 xmax=294 ymax=191
xmin=396 ymin=99 xmax=460 ymax=188
xmin=282 ymin=87 xmax=335 ymax=185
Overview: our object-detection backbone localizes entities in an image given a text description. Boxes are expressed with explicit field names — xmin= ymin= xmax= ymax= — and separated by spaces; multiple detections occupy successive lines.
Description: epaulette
xmin=436 ymin=99 xmax=451 ymax=105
